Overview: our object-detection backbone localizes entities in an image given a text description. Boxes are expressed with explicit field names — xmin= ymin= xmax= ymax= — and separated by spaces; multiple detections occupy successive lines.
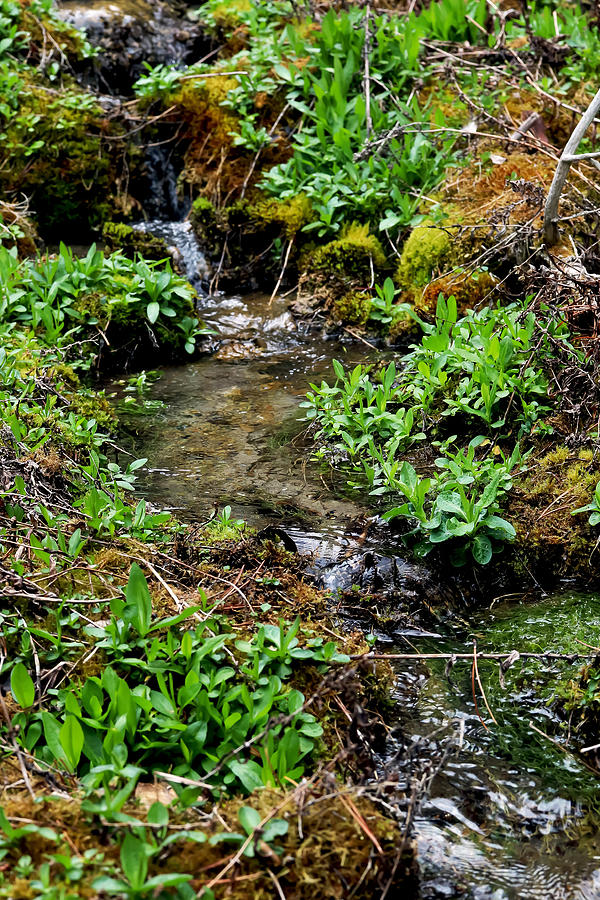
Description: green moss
xmin=331 ymin=290 xmax=372 ymax=325
xmin=191 ymin=196 xmax=217 ymax=229
xmin=396 ymin=223 xmax=451 ymax=288
xmin=504 ymin=445 xmax=600 ymax=582
xmin=307 ymin=223 xmax=388 ymax=279
xmin=0 ymin=82 xmax=128 ymax=236
xmin=205 ymin=0 xmax=251 ymax=33
xmin=66 ymin=390 xmax=116 ymax=431
xmin=102 ymin=222 xmax=170 ymax=260
xmin=249 ymin=193 xmax=314 ymax=239
xmin=417 ymin=269 xmax=497 ymax=317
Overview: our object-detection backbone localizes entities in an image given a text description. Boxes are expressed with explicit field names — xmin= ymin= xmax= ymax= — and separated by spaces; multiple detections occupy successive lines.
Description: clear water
xmin=116 ymin=236 xmax=600 ymax=899
xmin=397 ymin=591 xmax=600 ymax=899
xmin=133 ymin=219 xmax=210 ymax=289
xmin=119 ymin=289 xmax=377 ymax=546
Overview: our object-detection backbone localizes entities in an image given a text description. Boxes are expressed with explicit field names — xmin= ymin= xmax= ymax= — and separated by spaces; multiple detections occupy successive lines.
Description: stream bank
xmin=115 ymin=228 xmax=600 ymax=899
xmin=4 ymin=1 xmax=600 ymax=898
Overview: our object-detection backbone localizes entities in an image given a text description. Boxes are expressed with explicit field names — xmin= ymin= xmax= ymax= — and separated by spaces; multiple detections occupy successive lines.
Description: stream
xmin=113 ymin=221 xmax=600 ymax=899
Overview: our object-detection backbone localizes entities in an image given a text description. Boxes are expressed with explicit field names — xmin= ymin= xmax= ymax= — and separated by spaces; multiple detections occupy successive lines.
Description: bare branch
xmin=544 ymin=86 xmax=600 ymax=245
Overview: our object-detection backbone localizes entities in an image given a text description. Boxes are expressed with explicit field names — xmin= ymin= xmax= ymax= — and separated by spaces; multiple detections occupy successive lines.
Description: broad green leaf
xmin=59 ymin=716 xmax=84 ymax=771
xmin=148 ymin=802 xmax=169 ymax=826
xmin=146 ymin=301 xmax=160 ymax=324
xmin=471 ymin=534 xmax=493 ymax=565
xmin=124 ymin=563 xmax=152 ymax=637
xmin=120 ymin=833 xmax=148 ymax=890
xmin=238 ymin=806 xmax=261 ymax=835
xmin=10 ymin=663 xmax=35 ymax=709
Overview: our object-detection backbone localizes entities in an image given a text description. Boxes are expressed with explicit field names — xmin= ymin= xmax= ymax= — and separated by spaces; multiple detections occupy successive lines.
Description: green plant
xmin=379 ymin=438 xmax=521 ymax=565
xmin=9 ymin=566 xmax=348 ymax=799
xmin=572 ymin=481 xmax=600 ymax=525
xmin=368 ymin=277 xmax=409 ymax=329
xmin=93 ymin=832 xmax=191 ymax=897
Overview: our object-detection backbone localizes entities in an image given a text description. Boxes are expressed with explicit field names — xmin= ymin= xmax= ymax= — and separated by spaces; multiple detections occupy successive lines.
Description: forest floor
xmin=3 ymin=0 xmax=600 ymax=897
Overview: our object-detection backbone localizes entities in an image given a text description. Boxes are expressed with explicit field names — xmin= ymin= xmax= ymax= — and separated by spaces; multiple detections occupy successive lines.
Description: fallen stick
xmin=350 ymin=650 xmax=594 ymax=661
xmin=544 ymin=85 xmax=600 ymax=245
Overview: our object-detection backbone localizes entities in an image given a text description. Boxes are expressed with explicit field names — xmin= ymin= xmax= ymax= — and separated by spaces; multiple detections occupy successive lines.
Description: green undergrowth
xmin=303 ymin=293 xmax=600 ymax=571
xmin=0 ymin=0 xmax=135 ymax=237
xmin=132 ymin=0 xmax=600 ymax=303
xmin=0 ymin=243 xmax=211 ymax=367
xmin=0 ymin=246 xmax=397 ymax=896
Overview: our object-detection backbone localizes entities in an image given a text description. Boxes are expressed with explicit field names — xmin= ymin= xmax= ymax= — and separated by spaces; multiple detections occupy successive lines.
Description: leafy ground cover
xmin=303 ymin=291 xmax=600 ymax=573
xmin=4 ymin=0 xmax=600 ymax=892
xmin=126 ymin=0 xmax=600 ymax=580
xmin=132 ymin=0 xmax=600 ymax=295
xmin=0 ymin=251 xmax=408 ymax=896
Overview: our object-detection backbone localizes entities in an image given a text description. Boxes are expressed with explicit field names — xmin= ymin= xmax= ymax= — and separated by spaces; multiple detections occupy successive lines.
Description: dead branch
xmin=544 ymin=86 xmax=600 ymax=245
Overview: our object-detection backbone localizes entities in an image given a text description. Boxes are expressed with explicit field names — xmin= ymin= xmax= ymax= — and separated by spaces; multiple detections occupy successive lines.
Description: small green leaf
xmin=148 ymin=802 xmax=169 ymax=826
xmin=11 ymin=663 xmax=35 ymax=709
xmin=146 ymin=301 xmax=160 ymax=324
xmin=120 ymin=833 xmax=148 ymax=890
xmin=471 ymin=534 xmax=493 ymax=565
xmin=59 ymin=716 xmax=84 ymax=771
xmin=238 ymin=806 xmax=261 ymax=835
xmin=124 ymin=563 xmax=152 ymax=637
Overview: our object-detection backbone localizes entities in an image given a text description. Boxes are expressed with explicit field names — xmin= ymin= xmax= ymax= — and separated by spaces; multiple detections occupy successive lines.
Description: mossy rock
xmin=331 ymin=290 xmax=372 ymax=326
xmin=503 ymin=445 xmax=600 ymax=585
xmin=307 ymin=223 xmax=388 ymax=280
xmin=190 ymin=193 xmax=313 ymax=291
xmin=294 ymin=224 xmax=389 ymax=320
xmin=0 ymin=81 xmax=134 ymax=239
xmin=102 ymin=222 xmax=171 ymax=260
xmin=249 ymin=193 xmax=314 ymax=239
xmin=210 ymin=0 xmax=251 ymax=28
xmin=73 ymin=285 xmax=195 ymax=369
xmin=396 ymin=223 xmax=451 ymax=289
xmin=191 ymin=196 xmax=217 ymax=230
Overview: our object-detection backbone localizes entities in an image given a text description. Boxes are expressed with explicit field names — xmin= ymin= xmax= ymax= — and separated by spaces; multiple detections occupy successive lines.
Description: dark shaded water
xmin=118 ymin=232 xmax=600 ymax=899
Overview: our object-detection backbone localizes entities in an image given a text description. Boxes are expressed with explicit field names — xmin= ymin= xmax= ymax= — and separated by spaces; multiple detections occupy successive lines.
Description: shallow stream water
xmin=119 ymin=225 xmax=600 ymax=899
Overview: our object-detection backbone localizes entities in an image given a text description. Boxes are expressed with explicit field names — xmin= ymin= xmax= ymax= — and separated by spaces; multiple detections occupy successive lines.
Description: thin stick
xmin=269 ymin=237 xmax=294 ymax=304
xmin=350 ymin=650 xmax=592 ymax=661
xmin=472 ymin=641 xmax=498 ymax=726
xmin=471 ymin=645 xmax=488 ymax=731
xmin=0 ymin=691 xmax=35 ymax=801
xmin=363 ymin=1 xmax=372 ymax=140
xmin=204 ymin=795 xmax=292 ymax=891
xmin=343 ymin=326 xmax=378 ymax=349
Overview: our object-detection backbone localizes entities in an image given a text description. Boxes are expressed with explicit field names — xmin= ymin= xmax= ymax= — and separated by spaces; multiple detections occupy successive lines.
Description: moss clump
xmin=68 ymin=390 xmax=116 ymax=430
xmin=174 ymin=75 xmax=247 ymax=199
xmin=191 ymin=196 xmax=217 ymax=228
xmin=250 ymin=193 xmax=314 ymax=239
xmin=102 ymin=222 xmax=171 ymax=260
xmin=331 ymin=290 xmax=372 ymax=325
xmin=506 ymin=445 xmax=600 ymax=582
xmin=208 ymin=0 xmax=251 ymax=33
xmin=396 ymin=223 xmax=451 ymax=289
xmin=294 ymin=224 xmax=389 ymax=319
xmin=309 ymin=223 xmax=388 ymax=279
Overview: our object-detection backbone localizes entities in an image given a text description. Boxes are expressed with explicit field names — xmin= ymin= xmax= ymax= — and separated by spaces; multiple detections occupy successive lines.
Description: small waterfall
xmin=142 ymin=146 xmax=187 ymax=220
xmin=133 ymin=218 xmax=211 ymax=291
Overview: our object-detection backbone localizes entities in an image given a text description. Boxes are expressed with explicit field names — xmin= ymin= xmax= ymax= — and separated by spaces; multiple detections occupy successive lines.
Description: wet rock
xmin=58 ymin=0 xmax=212 ymax=92
xmin=312 ymin=547 xmax=460 ymax=632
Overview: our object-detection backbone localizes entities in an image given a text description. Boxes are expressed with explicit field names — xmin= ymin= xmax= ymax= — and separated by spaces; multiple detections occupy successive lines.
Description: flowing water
xmin=119 ymin=222 xmax=600 ymax=899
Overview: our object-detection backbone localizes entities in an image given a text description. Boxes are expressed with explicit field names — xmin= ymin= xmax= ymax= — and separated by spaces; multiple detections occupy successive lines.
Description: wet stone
xmin=58 ymin=0 xmax=211 ymax=91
